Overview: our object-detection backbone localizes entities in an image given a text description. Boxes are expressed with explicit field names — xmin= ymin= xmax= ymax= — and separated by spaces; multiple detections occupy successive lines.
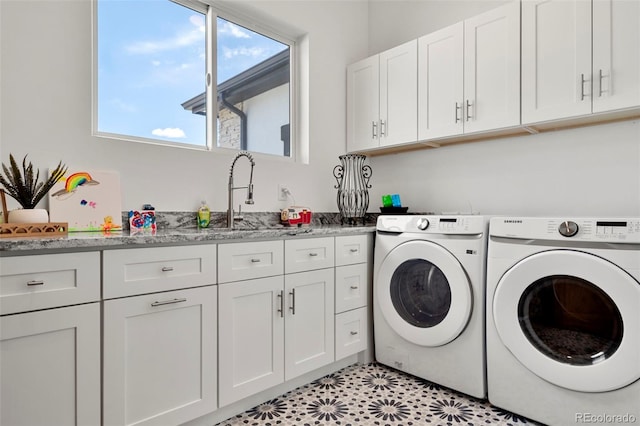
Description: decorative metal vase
xmin=333 ymin=154 xmax=372 ymax=225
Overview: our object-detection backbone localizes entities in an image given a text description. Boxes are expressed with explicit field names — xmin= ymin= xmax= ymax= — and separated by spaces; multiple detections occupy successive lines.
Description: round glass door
xmin=494 ymin=250 xmax=640 ymax=392
xmin=377 ymin=240 xmax=472 ymax=347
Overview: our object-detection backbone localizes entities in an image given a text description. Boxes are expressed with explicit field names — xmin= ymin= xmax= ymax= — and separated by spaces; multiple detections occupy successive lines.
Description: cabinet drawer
xmin=218 ymin=240 xmax=283 ymax=283
xmin=0 ymin=252 xmax=100 ymax=315
xmin=335 ymin=307 xmax=368 ymax=360
xmin=335 ymin=234 xmax=370 ymax=266
xmin=335 ymin=263 xmax=369 ymax=313
xmin=285 ymin=237 xmax=335 ymax=273
xmin=103 ymin=245 xmax=216 ymax=299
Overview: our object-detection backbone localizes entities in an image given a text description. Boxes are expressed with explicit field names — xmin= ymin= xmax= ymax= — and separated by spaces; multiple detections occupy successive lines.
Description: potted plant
xmin=0 ymin=154 xmax=67 ymax=223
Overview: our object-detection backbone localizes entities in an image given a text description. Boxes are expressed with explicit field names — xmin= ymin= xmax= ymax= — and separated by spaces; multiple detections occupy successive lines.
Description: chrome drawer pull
xmin=350 ymin=285 xmax=359 ymax=289
xmin=161 ymin=266 xmax=174 ymax=272
xmin=309 ymin=252 xmax=318 ymax=257
xmin=277 ymin=290 xmax=284 ymax=317
xmin=250 ymin=258 xmax=261 ymax=263
xmin=349 ymin=248 xmax=359 ymax=253
xmin=289 ymin=288 xmax=296 ymax=315
xmin=350 ymin=331 xmax=359 ymax=335
xmin=27 ymin=280 xmax=45 ymax=286
xmin=151 ymin=297 xmax=187 ymax=307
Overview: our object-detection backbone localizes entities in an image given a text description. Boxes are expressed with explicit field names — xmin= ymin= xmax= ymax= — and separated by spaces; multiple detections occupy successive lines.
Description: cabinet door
xmin=218 ymin=276 xmax=285 ymax=407
xmin=335 ymin=263 xmax=369 ymax=314
xmin=347 ymin=55 xmax=380 ymax=152
xmin=0 ymin=252 xmax=100 ymax=314
xmin=284 ymin=268 xmax=334 ymax=381
xmin=522 ymin=0 xmax=592 ymax=123
xmin=218 ymin=240 xmax=283 ymax=283
xmin=103 ymin=286 xmax=217 ymax=426
xmin=335 ymin=306 xmax=368 ymax=361
xmin=1 ymin=303 xmax=100 ymax=426
xmin=284 ymin=237 xmax=335 ymax=274
xmin=103 ymin=245 xmax=217 ymax=298
xmin=464 ymin=0 xmax=520 ymax=133
xmin=418 ymin=22 xmax=464 ymax=140
xmin=592 ymin=0 xmax=640 ymax=113
xmin=379 ymin=39 xmax=418 ymax=147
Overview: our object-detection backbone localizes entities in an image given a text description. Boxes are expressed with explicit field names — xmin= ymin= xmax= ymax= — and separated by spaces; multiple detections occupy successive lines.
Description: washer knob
xmin=558 ymin=221 xmax=579 ymax=237
xmin=417 ymin=218 xmax=430 ymax=230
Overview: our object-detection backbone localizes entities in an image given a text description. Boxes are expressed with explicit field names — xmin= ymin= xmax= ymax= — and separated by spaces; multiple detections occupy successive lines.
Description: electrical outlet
xmin=278 ymin=184 xmax=289 ymax=201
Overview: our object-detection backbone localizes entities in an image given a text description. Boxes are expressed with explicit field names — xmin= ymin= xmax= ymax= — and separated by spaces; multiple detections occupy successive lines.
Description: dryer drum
xmin=517 ymin=275 xmax=623 ymax=366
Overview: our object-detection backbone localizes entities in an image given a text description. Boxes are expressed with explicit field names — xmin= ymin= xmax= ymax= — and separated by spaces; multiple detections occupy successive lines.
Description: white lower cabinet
xmin=103 ymin=285 xmax=217 ymax=426
xmin=218 ymin=276 xmax=285 ymax=407
xmin=0 ymin=303 xmax=101 ymax=426
xmin=218 ymin=268 xmax=335 ymax=407
xmin=284 ymin=268 xmax=335 ymax=380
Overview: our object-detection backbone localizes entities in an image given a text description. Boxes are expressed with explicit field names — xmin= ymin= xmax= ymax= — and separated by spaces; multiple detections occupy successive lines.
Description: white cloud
xmin=151 ymin=60 xmax=161 ymax=66
xmin=151 ymin=128 xmax=186 ymax=138
xmin=126 ymin=15 xmax=205 ymax=55
xmin=218 ymin=21 xmax=251 ymax=39
xmin=222 ymin=46 xmax=265 ymax=59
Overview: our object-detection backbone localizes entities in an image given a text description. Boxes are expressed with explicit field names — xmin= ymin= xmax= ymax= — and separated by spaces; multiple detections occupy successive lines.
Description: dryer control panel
xmin=490 ymin=217 xmax=640 ymax=243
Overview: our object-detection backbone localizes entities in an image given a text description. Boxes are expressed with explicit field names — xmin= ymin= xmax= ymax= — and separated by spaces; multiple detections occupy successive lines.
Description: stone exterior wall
xmin=217 ymin=102 xmax=243 ymax=149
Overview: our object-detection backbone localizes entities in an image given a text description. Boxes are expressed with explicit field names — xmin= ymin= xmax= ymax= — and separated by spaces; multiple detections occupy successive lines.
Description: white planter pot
xmin=8 ymin=209 xmax=49 ymax=224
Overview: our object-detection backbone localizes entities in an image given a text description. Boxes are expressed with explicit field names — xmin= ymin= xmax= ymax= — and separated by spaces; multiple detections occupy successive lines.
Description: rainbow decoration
xmin=65 ymin=172 xmax=94 ymax=192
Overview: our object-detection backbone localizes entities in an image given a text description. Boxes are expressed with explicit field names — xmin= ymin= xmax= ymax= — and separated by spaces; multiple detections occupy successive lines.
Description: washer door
xmin=377 ymin=240 xmax=472 ymax=347
xmin=493 ymin=250 xmax=640 ymax=392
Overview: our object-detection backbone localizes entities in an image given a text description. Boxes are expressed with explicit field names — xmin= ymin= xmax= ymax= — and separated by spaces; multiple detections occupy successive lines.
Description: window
xmin=95 ymin=0 xmax=293 ymax=158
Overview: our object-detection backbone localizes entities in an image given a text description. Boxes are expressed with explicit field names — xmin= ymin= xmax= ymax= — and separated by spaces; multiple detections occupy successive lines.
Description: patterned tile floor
xmin=216 ymin=362 xmax=542 ymax=426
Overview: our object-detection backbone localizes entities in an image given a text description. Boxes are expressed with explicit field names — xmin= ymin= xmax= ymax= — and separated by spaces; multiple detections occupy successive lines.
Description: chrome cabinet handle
xmin=151 ymin=297 xmax=187 ymax=307
xmin=309 ymin=252 xmax=318 ymax=257
xmin=598 ymin=69 xmax=604 ymax=97
xmin=250 ymin=258 xmax=261 ymax=263
xmin=465 ymin=100 xmax=473 ymax=121
xmin=349 ymin=248 xmax=359 ymax=253
xmin=580 ymin=73 xmax=590 ymax=101
xmin=372 ymin=121 xmax=377 ymax=138
xmin=161 ymin=266 xmax=174 ymax=272
xmin=380 ymin=120 xmax=386 ymax=136
xmin=350 ymin=285 xmax=359 ymax=290
xmin=27 ymin=280 xmax=44 ymax=286
xmin=277 ymin=290 xmax=284 ymax=318
xmin=455 ymin=102 xmax=462 ymax=123
xmin=350 ymin=331 xmax=359 ymax=335
xmin=289 ymin=288 xmax=296 ymax=315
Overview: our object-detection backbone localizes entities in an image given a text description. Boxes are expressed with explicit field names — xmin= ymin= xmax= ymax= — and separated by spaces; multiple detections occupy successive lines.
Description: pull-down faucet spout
xmin=228 ymin=151 xmax=256 ymax=229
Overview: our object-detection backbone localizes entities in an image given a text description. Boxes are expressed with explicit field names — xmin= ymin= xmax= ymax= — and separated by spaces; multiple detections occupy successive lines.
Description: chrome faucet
xmin=227 ymin=151 xmax=255 ymax=229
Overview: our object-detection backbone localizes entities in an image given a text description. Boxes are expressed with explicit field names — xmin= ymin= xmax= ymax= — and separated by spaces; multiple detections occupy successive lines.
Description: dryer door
xmin=377 ymin=240 xmax=472 ymax=347
xmin=493 ymin=250 xmax=640 ymax=392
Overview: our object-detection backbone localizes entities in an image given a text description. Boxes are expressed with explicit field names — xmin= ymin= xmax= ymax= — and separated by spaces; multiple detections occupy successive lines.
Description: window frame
xmin=91 ymin=0 xmax=298 ymax=161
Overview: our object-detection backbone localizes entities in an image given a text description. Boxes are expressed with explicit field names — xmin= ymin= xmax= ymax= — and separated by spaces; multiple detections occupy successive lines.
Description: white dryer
xmin=487 ymin=217 xmax=640 ymax=425
xmin=374 ymin=215 xmax=488 ymax=398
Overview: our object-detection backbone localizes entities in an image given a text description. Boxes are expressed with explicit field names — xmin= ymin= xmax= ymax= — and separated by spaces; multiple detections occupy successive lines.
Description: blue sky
xmin=97 ymin=0 xmax=287 ymax=147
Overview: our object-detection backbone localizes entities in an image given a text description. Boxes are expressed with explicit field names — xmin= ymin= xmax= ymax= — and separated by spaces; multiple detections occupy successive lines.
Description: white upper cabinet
xmin=592 ymin=0 xmax=640 ymax=113
xmin=522 ymin=0 xmax=592 ymax=123
xmin=418 ymin=22 xmax=465 ymax=140
xmin=347 ymin=40 xmax=417 ymax=152
xmin=418 ymin=2 xmax=520 ymax=140
xmin=463 ymin=1 xmax=521 ymax=134
xmin=522 ymin=0 xmax=639 ymax=124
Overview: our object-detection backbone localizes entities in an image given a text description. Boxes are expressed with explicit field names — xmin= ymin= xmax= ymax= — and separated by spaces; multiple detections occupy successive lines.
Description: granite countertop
xmin=0 ymin=224 xmax=376 ymax=254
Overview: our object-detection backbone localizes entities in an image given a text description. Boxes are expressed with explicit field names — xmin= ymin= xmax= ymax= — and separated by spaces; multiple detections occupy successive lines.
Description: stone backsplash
xmin=121 ymin=211 xmax=379 ymax=230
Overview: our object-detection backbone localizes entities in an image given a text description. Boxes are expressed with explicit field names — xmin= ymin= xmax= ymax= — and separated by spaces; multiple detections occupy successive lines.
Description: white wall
xmin=0 ymin=0 xmax=368 ymax=213
xmin=367 ymin=1 xmax=640 ymax=217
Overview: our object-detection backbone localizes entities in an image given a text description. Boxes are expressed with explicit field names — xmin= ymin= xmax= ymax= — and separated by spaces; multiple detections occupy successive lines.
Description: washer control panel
xmin=491 ymin=217 xmax=640 ymax=243
xmin=377 ymin=215 xmax=486 ymax=235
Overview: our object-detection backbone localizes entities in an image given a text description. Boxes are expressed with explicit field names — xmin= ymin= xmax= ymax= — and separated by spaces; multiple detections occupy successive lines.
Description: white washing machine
xmin=374 ymin=215 xmax=488 ymax=398
xmin=487 ymin=217 xmax=640 ymax=425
